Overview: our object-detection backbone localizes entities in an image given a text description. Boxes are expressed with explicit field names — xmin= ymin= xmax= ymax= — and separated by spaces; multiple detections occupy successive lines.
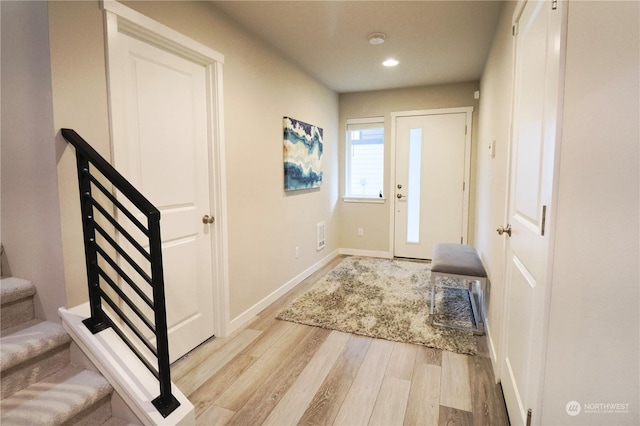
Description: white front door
xmin=500 ymin=1 xmax=564 ymax=424
xmin=393 ymin=110 xmax=471 ymax=259
xmin=108 ymin=26 xmax=218 ymax=362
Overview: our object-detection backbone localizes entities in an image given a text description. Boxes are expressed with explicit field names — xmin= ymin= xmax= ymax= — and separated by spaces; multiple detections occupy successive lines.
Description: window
xmin=345 ymin=118 xmax=385 ymax=200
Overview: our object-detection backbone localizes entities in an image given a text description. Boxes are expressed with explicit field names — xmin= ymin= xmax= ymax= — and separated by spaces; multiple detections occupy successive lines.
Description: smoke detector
xmin=368 ymin=33 xmax=386 ymax=45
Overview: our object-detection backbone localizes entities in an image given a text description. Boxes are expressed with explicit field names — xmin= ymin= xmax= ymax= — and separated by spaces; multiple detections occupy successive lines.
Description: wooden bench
xmin=429 ymin=243 xmax=487 ymax=335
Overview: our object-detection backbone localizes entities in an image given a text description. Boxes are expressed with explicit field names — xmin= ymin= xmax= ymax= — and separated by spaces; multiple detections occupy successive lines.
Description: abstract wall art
xmin=283 ymin=117 xmax=323 ymax=191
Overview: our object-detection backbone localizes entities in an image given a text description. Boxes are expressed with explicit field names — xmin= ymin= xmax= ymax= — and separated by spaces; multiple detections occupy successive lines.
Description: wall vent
xmin=316 ymin=222 xmax=325 ymax=251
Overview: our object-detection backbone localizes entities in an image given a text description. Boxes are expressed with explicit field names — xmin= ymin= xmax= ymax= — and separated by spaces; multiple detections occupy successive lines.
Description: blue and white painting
xmin=283 ymin=117 xmax=323 ymax=191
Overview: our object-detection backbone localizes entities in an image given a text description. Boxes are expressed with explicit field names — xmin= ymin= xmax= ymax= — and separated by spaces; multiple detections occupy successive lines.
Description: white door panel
xmin=394 ymin=112 xmax=470 ymax=259
xmin=500 ymin=1 xmax=564 ymax=424
xmin=112 ymin=32 xmax=216 ymax=363
xmin=504 ymin=254 xmax=536 ymax=418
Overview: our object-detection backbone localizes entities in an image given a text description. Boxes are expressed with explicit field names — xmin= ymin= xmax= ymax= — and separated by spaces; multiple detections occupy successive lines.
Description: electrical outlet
xmin=358 ymin=228 xmax=364 ymax=237
xmin=295 ymin=246 xmax=299 ymax=258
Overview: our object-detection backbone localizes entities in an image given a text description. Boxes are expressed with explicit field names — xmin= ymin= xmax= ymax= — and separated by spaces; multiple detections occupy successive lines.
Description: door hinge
xmin=463 ymin=181 xmax=466 ymax=191
xmin=526 ymin=408 xmax=533 ymax=426
xmin=461 ymin=236 xmax=463 ymax=244
xmin=541 ymin=205 xmax=547 ymax=236
xmin=465 ymin=125 xmax=468 ymax=135
xmin=512 ymin=23 xmax=518 ymax=36
xmin=552 ymin=0 xmax=558 ymax=10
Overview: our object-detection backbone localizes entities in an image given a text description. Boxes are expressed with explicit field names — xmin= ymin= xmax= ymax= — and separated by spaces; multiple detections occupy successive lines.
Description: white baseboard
xmin=339 ymin=248 xmax=393 ymax=259
xmin=227 ymin=249 xmax=341 ymax=335
xmin=485 ymin=321 xmax=501 ymax=382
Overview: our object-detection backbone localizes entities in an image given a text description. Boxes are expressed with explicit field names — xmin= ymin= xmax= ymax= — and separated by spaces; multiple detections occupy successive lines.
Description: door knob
xmin=397 ymin=193 xmax=405 ymax=199
xmin=496 ymin=224 xmax=512 ymax=237
xmin=202 ymin=215 xmax=214 ymax=224
xmin=397 ymin=184 xmax=403 ymax=189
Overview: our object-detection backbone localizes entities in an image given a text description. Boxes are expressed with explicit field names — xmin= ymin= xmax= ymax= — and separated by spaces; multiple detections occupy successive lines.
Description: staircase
xmin=0 ymin=277 xmax=131 ymax=425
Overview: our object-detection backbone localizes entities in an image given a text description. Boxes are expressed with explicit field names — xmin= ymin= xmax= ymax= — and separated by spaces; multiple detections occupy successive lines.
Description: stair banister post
xmin=75 ymin=153 xmax=109 ymax=333
xmin=148 ymin=213 xmax=180 ymax=417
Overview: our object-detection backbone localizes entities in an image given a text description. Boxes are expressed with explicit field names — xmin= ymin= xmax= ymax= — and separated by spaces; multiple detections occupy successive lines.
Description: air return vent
xmin=316 ymin=222 xmax=325 ymax=251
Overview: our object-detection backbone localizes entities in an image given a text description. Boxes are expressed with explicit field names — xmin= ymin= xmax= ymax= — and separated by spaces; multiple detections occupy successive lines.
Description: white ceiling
xmin=211 ymin=1 xmax=504 ymax=93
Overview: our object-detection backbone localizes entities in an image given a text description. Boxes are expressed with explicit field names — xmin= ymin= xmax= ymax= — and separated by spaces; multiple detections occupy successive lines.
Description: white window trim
xmin=343 ymin=196 xmax=387 ymax=204
xmin=344 ymin=116 xmax=385 ymax=203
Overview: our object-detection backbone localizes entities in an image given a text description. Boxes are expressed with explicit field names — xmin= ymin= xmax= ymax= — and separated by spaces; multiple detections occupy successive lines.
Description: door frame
xmin=496 ymin=1 xmax=568 ymax=423
xmin=102 ymin=1 xmax=230 ymax=337
xmin=389 ymin=107 xmax=474 ymax=257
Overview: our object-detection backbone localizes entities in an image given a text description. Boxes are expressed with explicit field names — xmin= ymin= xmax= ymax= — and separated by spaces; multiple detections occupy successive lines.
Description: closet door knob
xmin=496 ymin=224 xmax=512 ymax=237
xmin=202 ymin=215 xmax=214 ymax=224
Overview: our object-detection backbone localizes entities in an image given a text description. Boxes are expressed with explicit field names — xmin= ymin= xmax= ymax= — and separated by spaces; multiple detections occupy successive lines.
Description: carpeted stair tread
xmin=0 ymin=319 xmax=71 ymax=372
xmin=0 ymin=277 xmax=35 ymax=305
xmin=0 ymin=277 xmax=36 ymax=330
xmin=0 ymin=365 xmax=113 ymax=425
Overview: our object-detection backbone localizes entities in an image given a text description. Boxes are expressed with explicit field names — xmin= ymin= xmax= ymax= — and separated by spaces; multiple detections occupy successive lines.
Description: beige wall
xmin=541 ymin=1 xmax=639 ymax=424
xmin=472 ymin=0 xmax=516 ymax=363
xmin=49 ymin=1 xmax=339 ymax=322
xmin=49 ymin=1 xmax=111 ymax=309
xmin=1 ymin=1 xmax=67 ymax=322
xmin=339 ymin=82 xmax=480 ymax=254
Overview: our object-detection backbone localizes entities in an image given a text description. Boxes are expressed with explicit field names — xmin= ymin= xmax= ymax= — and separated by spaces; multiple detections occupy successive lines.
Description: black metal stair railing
xmin=61 ymin=128 xmax=179 ymax=417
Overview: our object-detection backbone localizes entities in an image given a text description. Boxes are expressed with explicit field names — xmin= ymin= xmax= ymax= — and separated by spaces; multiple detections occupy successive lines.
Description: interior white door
xmin=394 ymin=113 xmax=469 ymax=259
xmin=500 ymin=1 xmax=563 ymax=424
xmin=113 ymin=32 xmax=216 ymax=363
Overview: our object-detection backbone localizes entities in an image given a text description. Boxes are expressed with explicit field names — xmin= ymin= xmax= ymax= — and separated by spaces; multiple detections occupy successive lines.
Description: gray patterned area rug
xmin=277 ymin=256 xmax=477 ymax=355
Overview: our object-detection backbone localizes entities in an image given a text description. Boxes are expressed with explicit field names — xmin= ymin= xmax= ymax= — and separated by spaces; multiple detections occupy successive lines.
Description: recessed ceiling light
xmin=368 ymin=33 xmax=386 ymax=45
xmin=383 ymin=58 xmax=399 ymax=67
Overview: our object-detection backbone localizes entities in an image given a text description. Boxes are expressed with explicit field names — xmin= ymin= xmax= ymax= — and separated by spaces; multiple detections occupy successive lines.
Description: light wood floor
xmin=171 ymin=256 xmax=510 ymax=425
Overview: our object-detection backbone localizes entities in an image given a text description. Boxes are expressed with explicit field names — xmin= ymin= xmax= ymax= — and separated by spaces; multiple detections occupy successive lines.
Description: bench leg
xmin=429 ymin=274 xmax=486 ymax=336
xmin=475 ymin=278 xmax=486 ymax=334
xmin=467 ymin=282 xmax=482 ymax=334
xmin=429 ymin=273 xmax=437 ymax=316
